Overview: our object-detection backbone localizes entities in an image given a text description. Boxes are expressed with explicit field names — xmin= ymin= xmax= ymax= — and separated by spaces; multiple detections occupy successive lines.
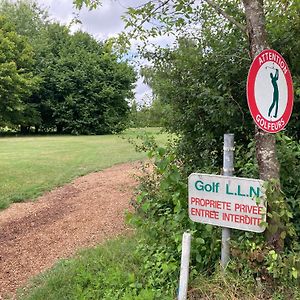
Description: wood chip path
xmin=0 ymin=162 xmax=141 ymax=298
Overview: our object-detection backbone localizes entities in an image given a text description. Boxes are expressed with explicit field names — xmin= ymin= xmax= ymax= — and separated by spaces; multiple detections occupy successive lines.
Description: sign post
xmin=247 ymin=49 xmax=294 ymax=133
xmin=221 ymin=134 xmax=234 ymax=268
xmin=178 ymin=232 xmax=191 ymax=300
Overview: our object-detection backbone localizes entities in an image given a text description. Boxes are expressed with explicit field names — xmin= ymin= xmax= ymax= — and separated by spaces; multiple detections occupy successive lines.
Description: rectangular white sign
xmin=188 ymin=174 xmax=267 ymax=233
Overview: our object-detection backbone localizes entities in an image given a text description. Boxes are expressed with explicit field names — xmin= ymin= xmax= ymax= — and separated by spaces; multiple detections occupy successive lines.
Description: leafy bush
xmin=129 ymin=133 xmax=300 ymax=297
xmin=276 ymin=134 xmax=300 ymax=238
xmin=126 ymin=136 xmax=222 ymax=297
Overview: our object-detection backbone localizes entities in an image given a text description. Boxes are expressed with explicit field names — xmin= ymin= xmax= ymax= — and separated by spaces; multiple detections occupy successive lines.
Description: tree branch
xmin=138 ymin=0 xmax=172 ymax=28
xmin=205 ymin=0 xmax=247 ymax=33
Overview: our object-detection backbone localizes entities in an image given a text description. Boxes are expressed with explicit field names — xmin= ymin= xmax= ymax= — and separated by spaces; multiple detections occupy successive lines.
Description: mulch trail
xmin=0 ymin=162 xmax=142 ymax=298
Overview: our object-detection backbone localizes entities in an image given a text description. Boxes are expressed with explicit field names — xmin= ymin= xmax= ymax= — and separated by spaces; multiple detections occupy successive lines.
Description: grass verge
xmin=0 ymin=128 xmax=168 ymax=209
xmin=188 ymin=270 xmax=300 ymax=300
xmin=19 ymin=233 xmax=300 ymax=300
xmin=18 ymin=234 xmax=173 ymax=300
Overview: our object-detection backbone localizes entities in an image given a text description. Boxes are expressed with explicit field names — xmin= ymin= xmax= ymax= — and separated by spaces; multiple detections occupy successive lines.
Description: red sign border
xmin=247 ymin=49 xmax=294 ymax=133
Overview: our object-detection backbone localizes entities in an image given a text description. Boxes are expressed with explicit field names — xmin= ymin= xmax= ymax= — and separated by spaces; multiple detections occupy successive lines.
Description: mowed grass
xmin=0 ymin=128 xmax=168 ymax=209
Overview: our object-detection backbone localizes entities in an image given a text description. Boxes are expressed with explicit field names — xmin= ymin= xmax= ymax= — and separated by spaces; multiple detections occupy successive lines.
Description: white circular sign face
xmin=254 ymin=62 xmax=288 ymax=122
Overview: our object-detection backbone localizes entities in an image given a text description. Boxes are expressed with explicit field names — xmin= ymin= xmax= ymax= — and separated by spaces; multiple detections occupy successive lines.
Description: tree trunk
xmin=242 ymin=0 xmax=282 ymax=250
xmin=57 ymin=124 xmax=63 ymax=134
xmin=20 ymin=125 xmax=29 ymax=135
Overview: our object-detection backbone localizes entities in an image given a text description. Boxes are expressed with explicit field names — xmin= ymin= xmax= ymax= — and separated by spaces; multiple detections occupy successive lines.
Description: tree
xmin=0 ymin=15 xmax=39 ymax=127
xmin=129 ymin=97 xmax=170 ymax=128
xmin=141 ymin=34 xmax=252 ymax=169
xmin=0 ymin=0 xmax=48 ymax=36
xmin=0 ymin=0 xmax=49 ymax=132
xmin=47 ymin=29 xmax=136 ymax=134
xmin=73 ymin=0 xmax=299 ymax=248
xmin=1 ymin=1 xmax=136 ymax=134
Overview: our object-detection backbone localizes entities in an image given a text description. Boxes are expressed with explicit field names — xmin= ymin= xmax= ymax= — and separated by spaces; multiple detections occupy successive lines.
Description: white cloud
xmin=74 ymin=2 xmax=126 ymax=40
xmin=134 ymin=77 xmax=152 ymax=106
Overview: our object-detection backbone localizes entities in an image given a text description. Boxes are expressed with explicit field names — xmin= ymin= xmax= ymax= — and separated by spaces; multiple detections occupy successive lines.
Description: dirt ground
xmin=0 ymin=161 xmax=142 ymax=298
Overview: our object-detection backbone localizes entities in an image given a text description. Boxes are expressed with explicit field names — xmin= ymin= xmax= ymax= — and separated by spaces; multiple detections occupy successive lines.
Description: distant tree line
xmin=129 ymin=98 xmax=171 ymax=128
xmin=0 ymin=0 xmax=136 ymax=134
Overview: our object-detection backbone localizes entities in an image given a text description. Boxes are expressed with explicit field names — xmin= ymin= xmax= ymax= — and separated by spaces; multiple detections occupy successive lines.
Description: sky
xmin=35 ymin=0 xmax=153 ymax=105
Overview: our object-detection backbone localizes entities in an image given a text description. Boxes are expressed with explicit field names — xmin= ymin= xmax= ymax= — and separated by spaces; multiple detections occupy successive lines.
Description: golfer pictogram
xmin=268 ymin=67 xmax=279 ymax=118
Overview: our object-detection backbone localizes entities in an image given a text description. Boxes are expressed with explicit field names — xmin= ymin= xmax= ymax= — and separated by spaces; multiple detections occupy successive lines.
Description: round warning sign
xmin=247 ymin=49 xmax=293 ymax=133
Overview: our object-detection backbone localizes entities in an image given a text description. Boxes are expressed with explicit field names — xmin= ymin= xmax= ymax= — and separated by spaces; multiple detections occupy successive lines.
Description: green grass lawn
xmin=0 ymin=128 xmax=168 ymax=209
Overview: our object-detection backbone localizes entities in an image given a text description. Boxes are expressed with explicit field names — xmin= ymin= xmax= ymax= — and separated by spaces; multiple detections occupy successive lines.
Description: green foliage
xmin=276 ymin=134 xmax=300 ymax=237
xmin=228 ymin=134 xmax=300 ymax=288
xmin=0 ymin=15 xmax=40 ymax=126
xmin=126 ymin=136 xmax=221 ymax=295
xmin=229 ymin=237 xmax=300 ymax=293
xmin=0 ymin=0 xmax=49 ymax=130
xmin=235 ymin=134 xmax=300 ymax=240
xmin=73 ymin=0 xmax=102 ymax=10
xmin=235 ymin=139 xmax=259 ymax=178
xmin=142 ymin=30 xmax=252 ymax=169
xmin=48 ymin=29 xmax=136 ymax=134
xmin=265 ymin=249 xmax=300 ymax=281
xmin=129 ymin=98 xmax=171 ymax=128
xmin=265 ymin=179 xmax=296 ymax=246
xmin=226 ymin=179 xmax=299 ymax=293
xmin=0 ymin=0 xmax=48 ymax=37
xmin=0 ymin=1 xmax=136 ymax=134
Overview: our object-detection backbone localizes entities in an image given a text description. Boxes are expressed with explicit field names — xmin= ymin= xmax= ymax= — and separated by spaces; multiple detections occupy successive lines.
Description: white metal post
xmin=221 ymin=133 xmax=234 ymax=269
xmin=178 ymin=232 xmax=192 ymax=300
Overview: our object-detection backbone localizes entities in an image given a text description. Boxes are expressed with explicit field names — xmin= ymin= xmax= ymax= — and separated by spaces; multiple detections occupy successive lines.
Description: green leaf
xmin=196 ymin=253 xmax=202 ymax=263
xmin=292 ymin=267 xmax=298 ymax=279
xmin=141 ymin=202 xmax=150 ymax=212
xmin=280 ymin=231 xmax=287 ymax=240
xmin=195 ymin=237 xmax=205 ymax=245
